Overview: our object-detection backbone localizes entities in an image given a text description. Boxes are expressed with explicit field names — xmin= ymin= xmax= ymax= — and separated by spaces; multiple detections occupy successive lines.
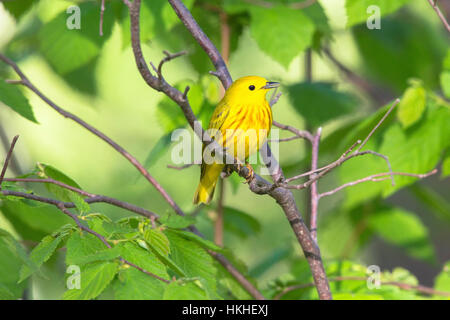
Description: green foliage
xmin=434 ymin=262 xmax=450 ymax=296
xmin=367 ymin=206 xmax=435 ymax=263
xmin=345 ymin=0 xmax=411 ymax=27
xmin=223 ymin=206 xmax=261 ymax=239
xmin=0 ymin=81 xmax=37 ymax=123
xmin=287 ymin=82 xmax=359 ymax=127
xmin=397 ymin=85 xmax=426 ymax=128
xmin=249 ymin=6 xmax=314 ymax=69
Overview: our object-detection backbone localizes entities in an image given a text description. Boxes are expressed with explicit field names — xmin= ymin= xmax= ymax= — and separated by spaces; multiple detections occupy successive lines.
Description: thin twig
xmin=310 ymin=128 xmax=321 ymax=242
xmin=318 ymin=169 xmax=437 ymax=199
xmin=0 ymin=135 xmax=19 ymax=190
xmin=0 ymin=128 xmax=22 ymax=175
xmin=99 ymin=0 xmax=105 ymax=36
xmin=427 ymin=0 xmax=450 ymax=33
xmin=166 ymin=163 xmax=195 ymax=170
xmin=272 ymin=121 xmax=314 ymax=143
xmin=357 ymin=99 xmax=400 ymax=152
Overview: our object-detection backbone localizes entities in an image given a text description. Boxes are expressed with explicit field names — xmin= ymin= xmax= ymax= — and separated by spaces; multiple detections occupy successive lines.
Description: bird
xmin=193 ymin=76 xmax=280 ymax=205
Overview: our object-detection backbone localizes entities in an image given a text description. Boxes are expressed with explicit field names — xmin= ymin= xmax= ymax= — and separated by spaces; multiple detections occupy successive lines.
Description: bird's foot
xmin=237 ymin=163 xmax=254 ymax=183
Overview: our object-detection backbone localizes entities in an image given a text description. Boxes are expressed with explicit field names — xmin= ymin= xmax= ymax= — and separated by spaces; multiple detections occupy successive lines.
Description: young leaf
xmin=159 ymin=212 xmax=196 ymax=229
xmin=434 ymin=261 xmax=450 ymax=295
xmin=367 ymin=207 xmax=436 ymax=263
xmin=65 ymin=232 xmax=106 ymax=265
xmin=169 ymin=230 xmax=224 ymax=253
xmin=143 ymin=134 xmax=172 ymax=170
xmin=397 ymin=86 xmax=426 ymax=128
xmin=0 ymin=81 xmax=37 ymax=123
xmin=143 ymin=228 xmax=171 ymax=257
xmin=249 ymin=6 xmax=315 ymax=69
xmin=2 ymin=0 xmax=36 ymax=20
xmin=63 ymin=261 xmax=118 ymax=300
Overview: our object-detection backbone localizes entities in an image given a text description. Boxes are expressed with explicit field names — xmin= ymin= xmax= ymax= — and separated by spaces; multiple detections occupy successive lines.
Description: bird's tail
xmin=193 ymin=163 xmax=224 ymax=205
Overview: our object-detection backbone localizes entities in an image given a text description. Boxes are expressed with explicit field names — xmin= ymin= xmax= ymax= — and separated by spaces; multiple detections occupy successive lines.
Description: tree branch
xmin=310 ymin=128 xmax=321 ymax=242
xmin=427 ymin=0 xmax=450 ymax=33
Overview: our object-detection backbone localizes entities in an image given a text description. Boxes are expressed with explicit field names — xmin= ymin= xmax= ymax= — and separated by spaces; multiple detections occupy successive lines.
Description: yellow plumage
xmin=193 ymin=76 xmax=279 ymax=204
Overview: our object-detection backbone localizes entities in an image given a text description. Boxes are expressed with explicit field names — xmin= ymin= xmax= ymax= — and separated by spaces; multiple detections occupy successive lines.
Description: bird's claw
xmin=237 ymin=163 xmax=254 ymax=184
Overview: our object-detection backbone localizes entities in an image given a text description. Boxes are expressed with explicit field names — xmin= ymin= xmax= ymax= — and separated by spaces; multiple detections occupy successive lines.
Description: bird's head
xmin=224 ymin=76 xmax=280 ymax=105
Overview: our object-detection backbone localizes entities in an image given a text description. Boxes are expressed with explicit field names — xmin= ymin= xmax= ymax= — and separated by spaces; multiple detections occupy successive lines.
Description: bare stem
xmin=427 ymin=0 xmax=450 ymax=33
xmin=0 ymin=135 xmax=19 ymax=190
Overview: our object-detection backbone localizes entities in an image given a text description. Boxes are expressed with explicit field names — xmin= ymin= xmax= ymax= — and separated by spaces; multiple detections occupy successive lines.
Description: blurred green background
xmin=0 ymin=0 xmax=449 ymax=300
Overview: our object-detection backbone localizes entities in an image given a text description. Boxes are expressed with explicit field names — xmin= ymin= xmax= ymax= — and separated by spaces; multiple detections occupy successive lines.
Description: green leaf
xmin=143 ymin=134 xmax=172 ymax=169
xmin=0 ymin=229 xmax=30 ymax=299
xmin=443 ymin=154 xmax=450 ymax=178
xmin=38 ymin=2 xmax=113 ymax=93
xmin=397 ymin=86 xmax=426 ymax=128
xmin=166 ymin=230 xmax=218 ymax=295
xmin=223 ymin=206 xmax=261 ymax=239
xmin=169 ymin=230 xmax=224 ymax=253
xmin=368 ymin=207 xmax=436 ymax=263
xmin=144 ymin=228 xmax=170 ymax=257
xmin=65 ymin=232 xmax=106 ymax=265
xmin=19 ymin=234 xmax=64 ymax=282
xmin=440 ymin=71 xmax=450 ymax=99
xmin=0 ymin=81 xmax=37 ymax=123
xmin=2 ymin=0 xmax=36 ymax=20
xmin=434 ymin=262 xmax=450 ymax=295
xmin=117 ymin=242 xmax=170 ymax=281
xmin=352 ymin=14 xmax=447 ymax=91
xmin=74 ymin=247 xmax=121 ymax=266
xmin=0 ymin=199 xmax=74 ymax=241
xmin=63 ymin=261 xmax=118 ymax=300
xmin=334 ymin=292 xmax=384 ymax=300
xmin=249 ymin=6 xmax=315 ymax=69
xmin=345 ymin=0 xmax=411 ymax=28
xmin=113 ymin=267 xmax=166 ymax=300
xmin=163 ymin=281 xmax=209 ymax=300
xmin=287 ymin=82 xmax=359 ymax=127
xmin=159 ymin=212 xmax=196 ymax=229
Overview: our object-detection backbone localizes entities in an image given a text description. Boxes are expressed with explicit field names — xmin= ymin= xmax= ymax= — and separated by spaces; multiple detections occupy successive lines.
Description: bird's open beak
xmin=262 ymin=81 xmax=280 ymax=89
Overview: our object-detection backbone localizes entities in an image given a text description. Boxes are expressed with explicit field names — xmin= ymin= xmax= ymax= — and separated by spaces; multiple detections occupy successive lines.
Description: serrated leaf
xmin=0 ymin=81 xmax=37 ymax=123
xmin=368 ymin=207 xmax=435 ymax=263
xmin=345 ymin=0 xmax=411 ymax=28
xmin=113 ymin=267 xmax=166 ymax=300
xmin=74 ymin=247 xmax=121 ymax=266
xmin=166 ymin=230 xmax=217 ymax=295
xmin=249 ymin=6 xmax=315 ymax=69
xmin=63 ymin=261 xmax=118 ymax=300
xmin=65 ymin=232 xmax=106 ymax=265
xmin=116 ymin=242 xmax=170 ymax=281
xmin=19 ymin=234 xmax=64 ymax=282
xmin=287 ymin=82 xmax=359 ymax=127
xmin=397 ymin=86 xmax=426 ymax=128
xmin=163 ymin=281 xmax=209 ymax=300
xmin=144 ymin=228 xmax=170 ymax=257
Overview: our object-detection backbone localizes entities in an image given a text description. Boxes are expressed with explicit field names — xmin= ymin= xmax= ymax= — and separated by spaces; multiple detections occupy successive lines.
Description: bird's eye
xmin=249 ymin=85 xmax=255 ymax=91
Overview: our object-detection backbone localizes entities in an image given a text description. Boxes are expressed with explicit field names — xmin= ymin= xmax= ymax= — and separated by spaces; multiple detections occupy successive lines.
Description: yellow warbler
xmin=193 ymin=76 xmax=280 ymax=204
